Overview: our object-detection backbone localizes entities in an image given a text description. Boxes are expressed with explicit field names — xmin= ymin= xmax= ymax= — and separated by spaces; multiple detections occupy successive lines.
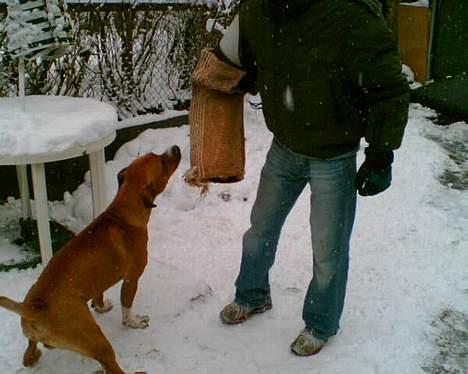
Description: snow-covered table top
xmin=0 ymin=95 xmax=117 ymax=164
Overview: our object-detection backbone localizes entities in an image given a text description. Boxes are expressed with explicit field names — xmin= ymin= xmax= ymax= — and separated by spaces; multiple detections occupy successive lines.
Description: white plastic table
xmin=0 ymin=96 xmax=117 ymax=265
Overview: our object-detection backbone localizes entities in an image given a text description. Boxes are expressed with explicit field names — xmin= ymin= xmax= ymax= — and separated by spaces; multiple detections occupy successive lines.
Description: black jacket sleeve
xmin=341 ymin=0 xmax=409 ymax=150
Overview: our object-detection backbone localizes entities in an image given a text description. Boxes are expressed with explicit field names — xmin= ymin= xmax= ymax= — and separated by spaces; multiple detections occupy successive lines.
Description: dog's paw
xmin=23 ymin=349 xmax=41 ymax=367
xmin=123 ymin=314 xmax=150 ymax=329
xmin=92 ymin=299 xmax=114 ymax=313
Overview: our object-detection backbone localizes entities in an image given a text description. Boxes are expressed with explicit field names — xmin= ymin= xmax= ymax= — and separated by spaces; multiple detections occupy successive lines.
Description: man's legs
xmin=234 ymin=140 xmax=307 ymax=308
xmin=302 ymin=153 xmax=357 ymax=340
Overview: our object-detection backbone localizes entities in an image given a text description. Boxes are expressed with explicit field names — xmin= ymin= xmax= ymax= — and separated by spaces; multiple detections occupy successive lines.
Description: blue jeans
xmin=234 ymin=139 xmax=357 ymax=340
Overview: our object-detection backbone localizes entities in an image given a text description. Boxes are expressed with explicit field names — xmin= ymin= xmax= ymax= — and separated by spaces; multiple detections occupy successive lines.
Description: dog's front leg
xmin=121 ymin=279 xmax=149 ymax=328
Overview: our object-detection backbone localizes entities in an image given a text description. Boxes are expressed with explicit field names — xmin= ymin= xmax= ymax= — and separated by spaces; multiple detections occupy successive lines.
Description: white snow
xmin=117 ymin=109 xmax=188 ymax=130
xmin=0 ymin=95 xmax=117 ymax=157
xmin=0 ymin=102 xmax=466 ymax=374
xmin=3 ymin=0 xmax=74 ymax=60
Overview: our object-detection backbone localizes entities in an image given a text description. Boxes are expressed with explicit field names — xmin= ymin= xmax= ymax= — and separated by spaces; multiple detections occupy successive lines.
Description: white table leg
xmin=88 ymin=149 xmax=107 ymax=218
xmin=16 ymin=165 xmax=32 ymax=219
xmin=31 ymin=163 xmax=53 ymax=265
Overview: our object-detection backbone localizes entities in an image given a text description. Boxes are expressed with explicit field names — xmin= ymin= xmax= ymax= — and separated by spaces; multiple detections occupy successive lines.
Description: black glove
xmin=355 ymin=147 xmax=394 ymax=196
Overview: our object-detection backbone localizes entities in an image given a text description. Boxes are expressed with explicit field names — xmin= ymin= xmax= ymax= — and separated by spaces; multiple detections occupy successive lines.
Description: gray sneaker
xmin=220 ymin=301 xmax=272 ymax=324
xmin=290 ymin=329 xmax=326 ymax=356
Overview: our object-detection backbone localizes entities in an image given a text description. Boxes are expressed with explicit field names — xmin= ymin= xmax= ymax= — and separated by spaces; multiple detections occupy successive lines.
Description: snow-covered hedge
xmin=0 ymin=1 xmax=235 ymax=118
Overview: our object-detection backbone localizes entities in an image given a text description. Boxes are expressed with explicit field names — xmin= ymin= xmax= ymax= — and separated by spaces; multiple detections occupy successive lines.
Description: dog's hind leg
xmin=75 ymin=332 xmax=127 ymax=374
xmin=56 ymin=307 xmax=129 ymax=374
xmin=78 ymin=329 xmax=126 ymax=373
xmin=23 ymin=339 xmax=41 ymax=367
xmin=91 ymin=294 xmax=114 ymax=313
xmin=87 ymin=334 xmax=128 ymax=374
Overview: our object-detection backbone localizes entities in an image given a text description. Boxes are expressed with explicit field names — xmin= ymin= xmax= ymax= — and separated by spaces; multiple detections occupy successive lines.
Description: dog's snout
xmin=169 ymin=145 xmax=180 ymax=156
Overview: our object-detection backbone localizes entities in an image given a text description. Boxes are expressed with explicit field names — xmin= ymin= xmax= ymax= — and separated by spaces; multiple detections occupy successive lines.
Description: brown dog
xmin=0 ymin=146 xmax=181 ymax=374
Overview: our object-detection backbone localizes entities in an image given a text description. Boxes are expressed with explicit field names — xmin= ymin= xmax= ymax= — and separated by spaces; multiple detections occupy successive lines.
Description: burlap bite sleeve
xmin=185 ymin=48 xmax=247 ymax=187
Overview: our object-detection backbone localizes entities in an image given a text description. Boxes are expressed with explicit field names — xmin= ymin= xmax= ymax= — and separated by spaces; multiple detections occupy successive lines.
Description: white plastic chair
xmin=2 ymin=2 xmax=116 ymax=265
xmin=6 ymin=0 xmax=75 ymax=219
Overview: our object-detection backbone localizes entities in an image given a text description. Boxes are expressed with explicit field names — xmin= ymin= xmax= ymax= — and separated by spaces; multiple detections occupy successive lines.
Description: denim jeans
xmin=234 ymin=139 xmax=357 ymax=340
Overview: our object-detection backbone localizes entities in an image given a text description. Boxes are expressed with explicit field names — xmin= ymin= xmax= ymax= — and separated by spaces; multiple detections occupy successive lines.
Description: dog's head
xmin=117 ymin=145 xmax=181 ymax=208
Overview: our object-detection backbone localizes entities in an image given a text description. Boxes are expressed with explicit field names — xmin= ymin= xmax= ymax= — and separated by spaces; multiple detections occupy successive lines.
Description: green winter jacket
xmin=238 ymin=0 xmax=409 ymax=158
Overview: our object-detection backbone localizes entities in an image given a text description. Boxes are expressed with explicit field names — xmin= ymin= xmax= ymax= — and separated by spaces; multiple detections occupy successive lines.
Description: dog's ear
xmin=117 ymin=167 xmax=128 ymax=188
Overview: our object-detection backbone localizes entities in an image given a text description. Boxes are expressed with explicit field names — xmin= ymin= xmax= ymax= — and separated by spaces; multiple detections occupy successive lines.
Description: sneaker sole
xmin=220 ymin=303 xmax=272 ymax=324
xmin=290 ymin=344 xmax=324 ymax=357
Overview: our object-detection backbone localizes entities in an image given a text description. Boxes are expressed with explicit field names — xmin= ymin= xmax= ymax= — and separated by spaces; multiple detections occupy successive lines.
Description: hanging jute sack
xmin=184 ymin=48 xmax=246 ymax=190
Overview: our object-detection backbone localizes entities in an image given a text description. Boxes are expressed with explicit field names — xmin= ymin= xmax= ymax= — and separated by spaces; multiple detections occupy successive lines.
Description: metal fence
xmin=0 ymin=2 xmax=234 ymax=119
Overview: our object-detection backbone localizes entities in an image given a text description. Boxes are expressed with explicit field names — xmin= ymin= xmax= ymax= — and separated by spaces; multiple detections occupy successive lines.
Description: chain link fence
xmin=0 ymin=1 xmax=237 ymax=119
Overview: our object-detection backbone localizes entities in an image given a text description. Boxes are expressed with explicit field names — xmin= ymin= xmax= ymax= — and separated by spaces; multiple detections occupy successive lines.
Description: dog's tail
xmin=0 ymin=296 xmax=23 ymax=315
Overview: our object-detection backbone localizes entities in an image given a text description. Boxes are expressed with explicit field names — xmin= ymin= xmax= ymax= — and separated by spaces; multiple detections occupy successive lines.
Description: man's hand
xmin=355 ymin=148 xmax=394 ymax=196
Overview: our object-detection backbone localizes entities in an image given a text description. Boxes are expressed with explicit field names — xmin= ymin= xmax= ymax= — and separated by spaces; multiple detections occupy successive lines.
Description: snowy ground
xmin=0 ymin=103 xmax=466 ymax=374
